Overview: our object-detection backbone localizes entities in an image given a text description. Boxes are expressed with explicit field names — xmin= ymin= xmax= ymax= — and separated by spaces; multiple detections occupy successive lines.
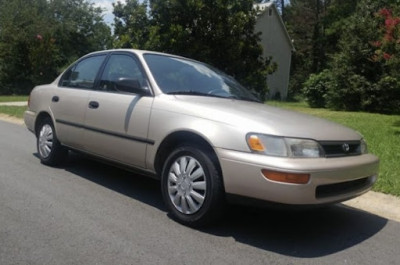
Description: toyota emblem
xmin=342 ymin=143 xmax=350 ymax=153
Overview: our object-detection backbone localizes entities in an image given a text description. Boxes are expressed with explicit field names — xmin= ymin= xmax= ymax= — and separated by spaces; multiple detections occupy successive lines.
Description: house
xmin=254 ymin=2 xmax=295 ymax=100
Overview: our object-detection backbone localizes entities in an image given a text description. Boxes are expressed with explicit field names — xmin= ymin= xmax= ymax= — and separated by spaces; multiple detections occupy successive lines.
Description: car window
xmin=98 ymin=54 xmax=145 ymax=93
xmin=60 ymin=55 xmax=106 ymax=89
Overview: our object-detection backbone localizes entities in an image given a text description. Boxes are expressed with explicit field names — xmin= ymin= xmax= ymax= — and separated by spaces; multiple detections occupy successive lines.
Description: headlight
xmin=359 ymin=139 xmax=368 ymax=154
xmin=246 ymin=134 xmax=324 ymax=158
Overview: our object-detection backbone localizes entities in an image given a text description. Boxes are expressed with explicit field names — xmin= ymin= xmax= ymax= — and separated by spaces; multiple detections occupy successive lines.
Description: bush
xmin=325 ymin=73 xmax=370 ymax=111
xmin=303 ymin=70 xmax=333 ymax=108
xmin=363 ymin=76 xmax=400 ymax=114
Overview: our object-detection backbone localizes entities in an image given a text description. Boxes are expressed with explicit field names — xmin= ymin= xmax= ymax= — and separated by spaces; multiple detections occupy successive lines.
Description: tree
xmin=326 ymin=0 xmax=400 ymax=113
xmin=114 ymin=0 xmax=276 ymax=99
xmin=0 ymin=0 xmax=112 ymax=95
xmin=113 ymin=0 xmax=150 ymax=48
xmin=284 ymin=0 xmax=359 ymax=99
xmin=303 ymin=0 xmax=400 ymax=114
xmin=285 ymin=0 xmax=322 ymax=98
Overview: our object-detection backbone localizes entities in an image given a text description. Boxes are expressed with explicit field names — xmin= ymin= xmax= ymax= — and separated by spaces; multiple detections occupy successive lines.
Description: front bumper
xmin=217 ymin=148 xmax=379 ymax=205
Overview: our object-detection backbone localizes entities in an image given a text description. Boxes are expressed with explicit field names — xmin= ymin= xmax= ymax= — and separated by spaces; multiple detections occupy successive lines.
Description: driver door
xmin=83 ymin=52 xmax=153 ymax=168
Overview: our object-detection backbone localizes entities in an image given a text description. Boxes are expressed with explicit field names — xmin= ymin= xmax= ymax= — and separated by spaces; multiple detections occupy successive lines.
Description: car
xmin=24 ymin=49 xmax=379 ymax=226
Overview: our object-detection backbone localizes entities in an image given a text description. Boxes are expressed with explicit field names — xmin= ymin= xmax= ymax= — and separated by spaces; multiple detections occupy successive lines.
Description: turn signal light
xmin=262 ymin=169 xmax=310 ymax=184
xmin=248 ymin=135 xmax=265 ymax=152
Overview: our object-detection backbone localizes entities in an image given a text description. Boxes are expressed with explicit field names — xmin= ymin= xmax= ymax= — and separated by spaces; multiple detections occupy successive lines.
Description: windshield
xmin=143 ymin=54 xmax=260 ymax=102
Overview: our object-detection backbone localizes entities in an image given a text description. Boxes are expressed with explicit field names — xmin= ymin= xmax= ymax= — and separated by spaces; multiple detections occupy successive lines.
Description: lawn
xmin=268 ymin=101 xmax=400 ymax=197
xmin=0 ymin=106 xmax=27 ymax=119
xmin=0 ymin=95 xmax=28 ymax=119
xmin=0 ymin=95 xmax=28 ymax=102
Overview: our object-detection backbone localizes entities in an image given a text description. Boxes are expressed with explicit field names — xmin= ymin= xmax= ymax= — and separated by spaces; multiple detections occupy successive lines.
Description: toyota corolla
xmin=24 ymin=49 xmax=379 ymax=226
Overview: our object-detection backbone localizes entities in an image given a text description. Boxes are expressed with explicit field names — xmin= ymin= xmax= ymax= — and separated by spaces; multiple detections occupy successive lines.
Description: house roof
xmin=254 ymin=2 xmax=295 ymax=51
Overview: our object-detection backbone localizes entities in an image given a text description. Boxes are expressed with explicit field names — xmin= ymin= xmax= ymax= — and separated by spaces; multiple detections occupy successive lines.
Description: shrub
xmin=363 ymin=76 xmax=400 ymax=114
xmin=303 ymin=70 xmax=333 ymax=108
xmin=326 ymin=73 xmax=370 ymax=111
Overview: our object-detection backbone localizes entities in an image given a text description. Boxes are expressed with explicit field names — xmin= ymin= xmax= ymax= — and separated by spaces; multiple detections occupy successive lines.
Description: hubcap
xmin=167 ymin=156 xmax=207 ymax=214
xmin=38 ymin=124 xmax=53 ymax=158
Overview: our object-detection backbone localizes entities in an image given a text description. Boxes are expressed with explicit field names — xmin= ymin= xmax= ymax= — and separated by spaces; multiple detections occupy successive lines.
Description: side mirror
xmin=116 ymin=77 xmax=150 ymax=95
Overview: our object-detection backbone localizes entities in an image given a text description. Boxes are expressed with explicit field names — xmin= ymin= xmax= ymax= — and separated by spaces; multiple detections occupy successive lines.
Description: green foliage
xmin=113 ymin=0 xmax=275 ymax=99
xmin=113 ymin=0 xmax=150 ymax=49
xmin=363 ymin=76 xmax=400 ymax=114
xmin=0 ymin=106 xmax=27 ymax=119
xmin=0 ymin=95 xmax=29 ymax=103
xmin=324 ymin=0 xmax=400 ymax=114
xmin=0 ymin=0 xmax=112 ymax=95
xmin=292 ymin=0 xmax=400 ymax=114
xmin=326 ymin=74 xmax=370 ymax=111
xmin=303 ymin=70 xmax=333 ymax=108
xmin=285 ymin=0 xmax=347 ymax=99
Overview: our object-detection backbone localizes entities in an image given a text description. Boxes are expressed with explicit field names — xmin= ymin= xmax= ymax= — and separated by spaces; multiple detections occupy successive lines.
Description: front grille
xmin=316 ymin=177 xmax=371 ymax=199
xmin=319 ymin=141 xmax=361 ymax=157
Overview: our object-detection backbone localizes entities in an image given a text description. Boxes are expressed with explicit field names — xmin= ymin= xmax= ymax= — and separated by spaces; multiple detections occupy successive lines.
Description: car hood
xmin=158 ymin=95 xmax=361 ymax=141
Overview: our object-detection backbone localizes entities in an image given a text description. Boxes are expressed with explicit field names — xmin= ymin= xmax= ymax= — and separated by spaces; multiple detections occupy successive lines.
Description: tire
xmin=36 ymin=117 xmax=68 ymax=166
xmin=161 ymin=146 xmax=225 ymax=227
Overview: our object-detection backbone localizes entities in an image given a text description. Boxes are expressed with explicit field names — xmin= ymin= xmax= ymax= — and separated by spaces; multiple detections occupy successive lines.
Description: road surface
xmin=0 ymin=120 xmax=399 ymax=264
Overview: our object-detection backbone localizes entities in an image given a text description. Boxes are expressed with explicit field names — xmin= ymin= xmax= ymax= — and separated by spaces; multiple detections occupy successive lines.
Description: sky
xmin=89 ymin=0 xmax=126 ymax=25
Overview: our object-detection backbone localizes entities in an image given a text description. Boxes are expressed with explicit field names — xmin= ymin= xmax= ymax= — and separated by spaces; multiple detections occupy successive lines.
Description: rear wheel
xmin=37 ymin=117 xmax=67 ymax=166
xmin=161 ymin=146 xmax=225 ymax=227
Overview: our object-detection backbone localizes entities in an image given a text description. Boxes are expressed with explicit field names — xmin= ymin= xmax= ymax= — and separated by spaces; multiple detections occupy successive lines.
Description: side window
xmin=60 ymin=55 xmax=106 ymax=89
xmin=99 ymin=54 xmax=146 ymax=93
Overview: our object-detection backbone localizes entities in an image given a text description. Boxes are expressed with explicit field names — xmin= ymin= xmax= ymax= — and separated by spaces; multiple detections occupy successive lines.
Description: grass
xmin=0 ymin=95 xmax=28 ymax=103
xmin=0 ymin=106 xmax=27 ymax=119
xmin=268 ymin=101 xmax=400 ymax=197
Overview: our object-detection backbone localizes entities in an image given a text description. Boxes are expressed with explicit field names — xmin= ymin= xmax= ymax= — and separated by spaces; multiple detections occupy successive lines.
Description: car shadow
xmin=44 ymin=152 xmax=387 ymax=258
xmin=63 ymin=152 xmax=166 ymax=211
xmin=199 ymin=204 xmax=387 ymax=258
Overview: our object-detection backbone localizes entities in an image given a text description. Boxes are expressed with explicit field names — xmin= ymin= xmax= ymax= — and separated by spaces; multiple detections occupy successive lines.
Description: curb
xmin=342 ymin=190 xmax=400 ymax=222
xmin=0 ymin=114 xmax=25 ymax=125
xmin=0 ymin=101 xmax=28 ymax=106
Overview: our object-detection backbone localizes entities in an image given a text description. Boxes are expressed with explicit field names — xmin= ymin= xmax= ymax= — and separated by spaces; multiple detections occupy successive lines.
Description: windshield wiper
xmin=166 ymin=91 xmax=234 ymax=99
xmin=166 ymin=91 xmax=261 ymax=102
xmin=166 ymin=91 xmax=210 ymax=96
xmin=239 ymin=97 xmax=262 ymax=103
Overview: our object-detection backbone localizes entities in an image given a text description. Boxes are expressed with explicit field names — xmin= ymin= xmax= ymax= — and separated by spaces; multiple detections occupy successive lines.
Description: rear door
xmin=51 ymin=54 xmax=107 ymax=150
xmin=83 ymin=52 xmax=154 ymax=168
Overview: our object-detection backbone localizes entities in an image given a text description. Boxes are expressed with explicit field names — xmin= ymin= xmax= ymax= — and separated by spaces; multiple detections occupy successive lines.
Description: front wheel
xmin=161 ymin=146 xmax=225 ymax=227
xmin=37 ymin=117 xmax=68 ymax=166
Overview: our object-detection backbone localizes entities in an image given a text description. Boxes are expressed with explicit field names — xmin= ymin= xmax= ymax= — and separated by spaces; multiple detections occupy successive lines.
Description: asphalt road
xmin=1 ymin=120 xmax=399 ymax=265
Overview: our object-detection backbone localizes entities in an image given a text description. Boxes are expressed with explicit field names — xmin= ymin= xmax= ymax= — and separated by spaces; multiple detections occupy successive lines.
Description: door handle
xmin=88 ymin=101 xmax=99 ymax=109
xmin=52 ymin=96 xmax=59 ymax=102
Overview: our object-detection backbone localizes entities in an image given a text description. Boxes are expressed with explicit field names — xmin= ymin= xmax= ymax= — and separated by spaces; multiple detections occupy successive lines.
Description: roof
xmin=254 ymin=2 xmax=295 ymax=51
